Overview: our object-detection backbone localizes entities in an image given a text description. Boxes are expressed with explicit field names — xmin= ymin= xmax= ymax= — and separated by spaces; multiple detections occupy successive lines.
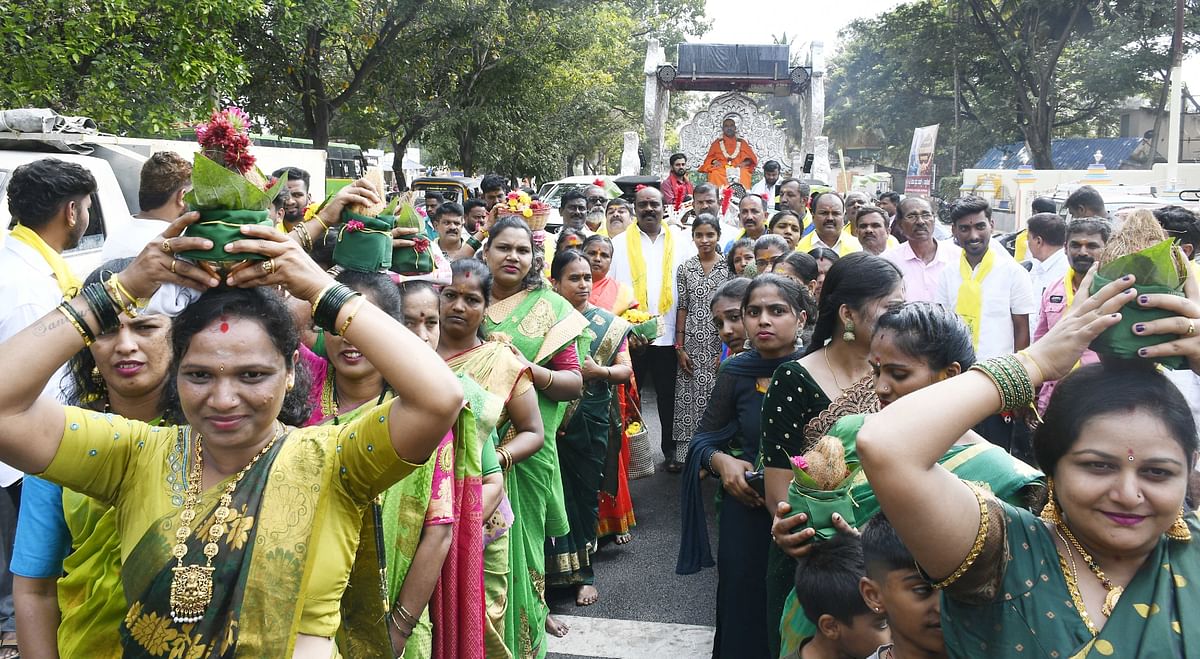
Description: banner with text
xmin=904 ymin=124 xmax=939 ymax=197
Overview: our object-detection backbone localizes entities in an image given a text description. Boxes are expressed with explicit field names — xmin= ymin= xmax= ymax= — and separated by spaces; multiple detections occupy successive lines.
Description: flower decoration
xmin=789 ymin=455 xmax=809 ymax=471
xmin=502 ymin=190 xmax=551 ymax=220
xmin=344 ymin=220 xmax=366 ymax=233
xmin=196 ymin=107 xmax=256 ymax=175
xmin=412 ymin=236 xmax=431 ymax=254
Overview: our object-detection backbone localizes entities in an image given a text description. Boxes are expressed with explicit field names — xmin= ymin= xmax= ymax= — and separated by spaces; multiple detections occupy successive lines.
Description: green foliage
xmin=0 ymin=0 xmax=256 ymax=134
xmin=827 ymin=0 xmax=1188 ymax=172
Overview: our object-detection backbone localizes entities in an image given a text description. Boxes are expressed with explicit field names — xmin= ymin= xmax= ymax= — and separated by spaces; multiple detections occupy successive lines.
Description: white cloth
xmin=1026 ymin=249 xmax=1069 ymax=335
xmin=935 ymin=246 xmax=1037 ymax=360
xmin=0 ymin=239 xmax=72 ymax=485
xmin=609 ymin=224 xmax=696 ymax=347
xmin=749 ymin=179 xmax=778 ymax=212
xmin=882 ymin=239 xmax=960 ymax=303
xmin=146 ymin=281 xmax=202 ymax=317
xmin=100 ymin=216 xmax=170 ymax=262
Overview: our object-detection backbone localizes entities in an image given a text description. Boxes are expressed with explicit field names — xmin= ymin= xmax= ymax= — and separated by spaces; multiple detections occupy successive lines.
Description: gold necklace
xmin=169 ymin=424 xmax=283 ymax=623
xmin=1058 ymin=520 xmax=1123 ymax=618
xmin=1054 ymin=525 xmax=1099 ymax=635
xmin=320 ymin=368 xmax=338 ymax=420
xmin=822 ymin=348 xmax=846 ymax=391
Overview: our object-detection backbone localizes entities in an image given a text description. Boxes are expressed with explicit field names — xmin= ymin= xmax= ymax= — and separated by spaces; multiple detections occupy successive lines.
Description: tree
xmin=0 ymin=0 xmax=255 ymax=133
xmin=233 ymin=0 xmax=435 ymax=148
xmin=826 ymin=0 xmax=1188 ymax=172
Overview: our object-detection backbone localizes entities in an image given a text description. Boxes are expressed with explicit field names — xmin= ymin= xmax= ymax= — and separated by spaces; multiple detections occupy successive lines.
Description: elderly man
xmin=698 ymin=115 xmax=758 ymax=190
xmin=882 ymin=197 xmax=959 ymax=303
xmin=609 ymin=186 xmax=696 ymax=471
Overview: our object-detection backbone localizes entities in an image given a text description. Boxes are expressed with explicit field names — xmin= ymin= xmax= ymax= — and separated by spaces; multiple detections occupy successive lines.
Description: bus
xmin=250 ymin=136 xmax=367 ymax=197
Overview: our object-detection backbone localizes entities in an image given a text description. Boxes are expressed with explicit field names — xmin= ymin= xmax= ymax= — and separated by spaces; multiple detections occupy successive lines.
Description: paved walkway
xmin=547 ymin=385 xmax=720 ymax=658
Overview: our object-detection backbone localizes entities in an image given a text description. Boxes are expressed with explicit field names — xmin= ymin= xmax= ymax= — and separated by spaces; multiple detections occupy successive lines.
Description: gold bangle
xmin=315 ymin=215 xmax=330 ymax=232
xmin=338 ymin=296 xmax=367 ymax=336
xmin=58 ymin=305 xmax=93 ymax=347
xmin=497 ymin=446 xmax=513 ymax=472
xmin=293 ymin=222 xmax=314 ymax=252
xmin=933 ymin=485 xmax=990 ymax=589
xmin=395 ymin=604 xmax=419 ymax=627
xmin=537 ymin=370 xmax=555 ymax=391
xmin=388 ymin=610 xmax=413 ymax=638
xmin=310 ymin=283 xmax=336 ymax=317
xmin=105 ymin=274 xmax=139 ymax=319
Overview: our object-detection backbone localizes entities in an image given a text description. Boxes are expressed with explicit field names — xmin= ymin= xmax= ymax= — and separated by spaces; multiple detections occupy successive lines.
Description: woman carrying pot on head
xmin=0 ymin=212 xmax=462 ymax=657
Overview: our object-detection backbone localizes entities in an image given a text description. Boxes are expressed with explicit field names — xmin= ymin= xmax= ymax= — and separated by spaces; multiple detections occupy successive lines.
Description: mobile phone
xmin=745 ymin=470 xmax=765 ymax=497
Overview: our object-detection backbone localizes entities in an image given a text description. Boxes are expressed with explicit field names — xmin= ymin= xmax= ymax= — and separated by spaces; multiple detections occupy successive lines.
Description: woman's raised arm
xmin=856 ymin=270 xmax=1134 ymax=579
xmin=0 ymin=213 xmax=216 ymax=473
xmin=226 ymin=224 xmax=462 ymax=465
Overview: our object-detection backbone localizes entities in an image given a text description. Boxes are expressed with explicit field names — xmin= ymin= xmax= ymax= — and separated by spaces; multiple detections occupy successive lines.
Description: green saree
xmin=777 ymin=414 xmax=1045 ymax=657
xmin=943 ymin=503 xmax=1200 ymax=658
xmin=546 ymin=305 xmax=631 ymax=588
xmin=484 ymin=288 xmax=590 ymax=659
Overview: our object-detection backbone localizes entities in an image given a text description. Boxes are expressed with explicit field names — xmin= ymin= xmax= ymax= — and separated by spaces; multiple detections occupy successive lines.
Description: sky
xmin=696 ymin=0 xmax=1200 ymax=93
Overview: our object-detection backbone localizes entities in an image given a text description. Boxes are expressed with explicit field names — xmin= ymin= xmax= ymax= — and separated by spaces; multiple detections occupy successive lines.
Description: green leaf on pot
xmin=184 ymin=153 xmax=285 ymax=211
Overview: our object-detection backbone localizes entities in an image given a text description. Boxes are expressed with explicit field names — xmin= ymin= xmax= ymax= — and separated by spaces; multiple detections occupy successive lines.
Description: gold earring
xmin=1167 ymin=507 xmax=1192 ymax=542
xmin=1039 ymin=478 xmax=1060 ymax=524
xmin=842 ymin=320 xmax=856 ymax=343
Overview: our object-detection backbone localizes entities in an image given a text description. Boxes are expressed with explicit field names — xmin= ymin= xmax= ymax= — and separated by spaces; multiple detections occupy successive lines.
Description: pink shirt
xmin=881 ymin=239 xmax=960 ymax=303
xmin=1033 ymin=275 xmax=1098 ymax=413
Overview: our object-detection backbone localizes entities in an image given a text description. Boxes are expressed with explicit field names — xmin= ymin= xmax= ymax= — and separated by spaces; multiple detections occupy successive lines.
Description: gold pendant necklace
xmin=169 ymin=424 xmax=284 ymax=623
xmin=1058 ymin=520 xmax=1123 ymax=618
xmin=321 ymin=368 xmax=338 ymax=421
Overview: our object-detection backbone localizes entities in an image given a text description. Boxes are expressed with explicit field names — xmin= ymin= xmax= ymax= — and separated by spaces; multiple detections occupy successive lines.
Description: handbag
xmin=625 ymin=400 xmax=655 ymax=480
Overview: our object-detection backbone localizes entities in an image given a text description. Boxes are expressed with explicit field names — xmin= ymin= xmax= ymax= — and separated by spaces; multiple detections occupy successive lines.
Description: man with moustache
xmin=777 ymin=178 xmax=813 ymax=236
xmin=609 ymin=186 xmax=695 ymax=471
xmin=749 ymin=160 xmax=782 ymax=211
xmin=844 ymin=190 xmax=870 ymax=218
xmin=852 ymin=205 xmax=898 ymax=256
xmin=936 ymin=196 xmax=1036 ymax=455
xmin=797 ymin=191 xmax=860 ymax=255
xmin=559 ymin=189 xmax=590 ymax=233
xmin=722 ymin=194 xmax=767 ymax=250
xmin=605 ymin=198 xmax=633 ymax=237
xmin=661 ymin=153 xmax=694 ymax=203
xmin=432 ymin=202 xmax=467 ymax=259
xmin=270 ymin=166 xmax=313 ymax=231
xmin=882 ymin=196 xmax=959 ymax=303
xmin=1031 ymin=217 xmax=1111 ymax=414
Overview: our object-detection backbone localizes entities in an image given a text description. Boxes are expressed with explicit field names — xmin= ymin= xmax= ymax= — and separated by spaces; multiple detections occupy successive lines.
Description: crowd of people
xmin=0 ymin=145 xmax=1198 ymax=659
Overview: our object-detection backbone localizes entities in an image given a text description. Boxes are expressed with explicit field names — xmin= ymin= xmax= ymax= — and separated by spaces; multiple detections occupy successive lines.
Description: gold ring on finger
xmin=170 ymin=258 xmax=178 ymax=275
xmin=261 ymin=258 xmax=276 ymax=274
xmin=1189 ymin=319 xmax=1196 ymax=336
xmin=161 ymin=239 xmax=173 ymax=254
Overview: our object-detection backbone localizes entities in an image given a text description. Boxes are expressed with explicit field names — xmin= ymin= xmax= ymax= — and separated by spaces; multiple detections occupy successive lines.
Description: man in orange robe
xmin=697 ymin=115 xmax=758 ymax=190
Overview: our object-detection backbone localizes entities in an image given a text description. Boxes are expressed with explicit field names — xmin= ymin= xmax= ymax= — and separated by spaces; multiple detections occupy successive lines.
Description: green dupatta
xmin=483 ymin=288 xmax=590 ymax=659
xmin=120 ymin=428 xmax=338 ymax=658
xmin=944 ymin=504 xmax=1200 ymax=658
xmin=778 ymin=414 xmax=1045 ymax=657
xmin=546 ymin=305 xmax=631 ymax=587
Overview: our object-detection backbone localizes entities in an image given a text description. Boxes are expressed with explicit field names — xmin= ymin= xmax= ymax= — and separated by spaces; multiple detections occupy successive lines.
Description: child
xmin=859 ymin=514 xmax=947 ymax=659
xmin=794 ymin=534 xmax=890 ymax=659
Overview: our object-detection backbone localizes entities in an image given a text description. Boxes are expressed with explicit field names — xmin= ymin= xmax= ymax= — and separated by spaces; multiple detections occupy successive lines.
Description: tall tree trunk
xmin=391 ymin=141 xmax=409 ymax=191
xmin=457 ymin=122 xmax=476 ymax=175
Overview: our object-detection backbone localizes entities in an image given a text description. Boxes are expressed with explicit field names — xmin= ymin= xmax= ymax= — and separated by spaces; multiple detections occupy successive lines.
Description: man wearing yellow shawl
xmin=0 ymin=158 xmax=96 ymax=654
xmin=607 ymin=187 xmax=695 ymax=470
xmin=934 ymin=196 xmax=1036 ymax=453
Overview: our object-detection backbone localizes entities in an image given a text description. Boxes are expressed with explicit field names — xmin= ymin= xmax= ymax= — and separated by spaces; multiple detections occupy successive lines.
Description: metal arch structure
xmin=642 ymin=40 xmax=827 ymax=179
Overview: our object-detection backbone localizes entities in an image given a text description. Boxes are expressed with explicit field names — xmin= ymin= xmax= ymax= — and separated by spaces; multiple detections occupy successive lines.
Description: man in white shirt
xmin=609 ymin=186 xmax=695 ymax=470
xmin=749 ymin=159 xmax=781 ymax=212
xmin=1023 ymin=212 xmax=1068 ymax=334
xmin=101 ymin=152 xmax=192 ymax=261
xmin=936 ymin=196 xmax=1036 ymax=456
xmin=0 ymin=157 xmax=97 ymax=646
xmin=882 ymin=196 xmax=959 ymax=302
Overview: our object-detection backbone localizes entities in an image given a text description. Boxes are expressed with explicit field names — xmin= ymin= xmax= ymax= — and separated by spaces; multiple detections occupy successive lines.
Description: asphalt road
xmin=547 ymin=385 xmax=720 ymax=658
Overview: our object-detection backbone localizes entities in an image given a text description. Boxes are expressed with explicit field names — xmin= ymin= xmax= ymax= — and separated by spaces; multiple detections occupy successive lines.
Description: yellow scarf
xmin=9 ymin=224 xmax=80 ymax=297
xmin=955 ymin=247 xmax=995 ymax=348
xmin=627 ymin=223 xmax=675 ymax=315
xmin=1063 ymin=272 xmax=1077 ymax=308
